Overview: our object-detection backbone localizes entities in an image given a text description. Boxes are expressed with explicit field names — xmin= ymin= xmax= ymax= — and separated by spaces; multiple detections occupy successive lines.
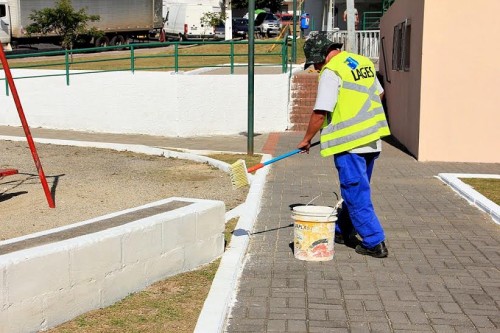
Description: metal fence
xmin=322 ymin=30 xmax=381 ymax=62
xmin=0 ymin=39 xmax=290 ymax=93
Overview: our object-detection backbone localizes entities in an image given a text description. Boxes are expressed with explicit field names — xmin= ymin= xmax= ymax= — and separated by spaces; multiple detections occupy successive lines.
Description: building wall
xmin=419 ymin=0 xmax=500 ymax=163
xmin=379 ymin=0 xmax=424 ymax=160
xmin=380 ymin=0 xmax=500 ymax=163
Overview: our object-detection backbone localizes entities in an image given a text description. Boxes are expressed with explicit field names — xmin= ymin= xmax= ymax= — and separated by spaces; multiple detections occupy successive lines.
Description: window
xmin=392 ymin=19 xmax=411 ymax=71
xmin=402 ymin=22 xmax=411 ymax=71
xmin=0 ymin=5 xmax=6 ymax=18
xmin=391 ymin=23 xmax=402 ymax=70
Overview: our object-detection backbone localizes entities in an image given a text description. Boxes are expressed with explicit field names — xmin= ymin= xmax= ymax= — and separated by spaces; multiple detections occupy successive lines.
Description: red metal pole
xmin=0 ymin=44 xmax=55 ymax=208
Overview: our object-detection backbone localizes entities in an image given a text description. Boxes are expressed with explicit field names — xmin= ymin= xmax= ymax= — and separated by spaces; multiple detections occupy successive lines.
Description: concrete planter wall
xmin=0 ymin=197 xmax=225 ymax=333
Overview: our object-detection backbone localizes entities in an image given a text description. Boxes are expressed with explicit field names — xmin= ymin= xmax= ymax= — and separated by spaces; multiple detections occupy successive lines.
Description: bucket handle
xmin=334 ymin=198 xmax=343 ymax=210
xmin=305 ymin=194 xmax=321 ymax=206
xmin=306 ymin=192 xmax=342 ymax=208
xmin=304 ymin=193 xmax=342 ymax=219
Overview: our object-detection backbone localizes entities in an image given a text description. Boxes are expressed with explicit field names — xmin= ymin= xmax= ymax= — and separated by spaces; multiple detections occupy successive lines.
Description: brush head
xmin=229 ymin=159 xmax=250 ymax=189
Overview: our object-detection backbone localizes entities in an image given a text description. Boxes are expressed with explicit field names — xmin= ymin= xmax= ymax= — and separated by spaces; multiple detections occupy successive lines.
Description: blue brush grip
xmin=261 ymin=141 xmax=320 ymax=167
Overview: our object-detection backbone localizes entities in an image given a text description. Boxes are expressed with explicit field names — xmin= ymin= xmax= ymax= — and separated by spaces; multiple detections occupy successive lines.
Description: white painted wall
xmin=0 ymin=69 xmax=292 ymax=136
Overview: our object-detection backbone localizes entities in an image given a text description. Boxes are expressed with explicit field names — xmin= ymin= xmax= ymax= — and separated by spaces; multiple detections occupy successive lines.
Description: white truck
xmin=162 ymin=2 xmax=221 ymax=41
xmin=0 ymin=0 xmax=163 ymax=50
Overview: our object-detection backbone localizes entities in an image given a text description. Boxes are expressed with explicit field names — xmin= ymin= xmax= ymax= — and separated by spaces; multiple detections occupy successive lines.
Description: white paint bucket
xmin=292 ymin=205 xmax=337 ymax=261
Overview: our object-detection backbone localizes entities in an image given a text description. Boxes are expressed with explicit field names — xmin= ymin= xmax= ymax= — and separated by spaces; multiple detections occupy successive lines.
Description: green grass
xmin=459 ymin=178 xmax=500 ymax=205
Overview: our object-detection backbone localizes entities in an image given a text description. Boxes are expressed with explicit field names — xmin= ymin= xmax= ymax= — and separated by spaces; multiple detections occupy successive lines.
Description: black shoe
xmin=335 ymin=233 xmax=361 ymax=248
xmin=355 ymin=241 xmax=388 ymax=258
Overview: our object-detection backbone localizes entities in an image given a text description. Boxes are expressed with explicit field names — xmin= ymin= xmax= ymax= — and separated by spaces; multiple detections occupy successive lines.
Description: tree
xmin=201 ymin=11 xmax=225 ymax=28
xmin=231 ymin=0 xmax=283 ymax=13
xmin=25 ymin=0 xmax=101 ymax=50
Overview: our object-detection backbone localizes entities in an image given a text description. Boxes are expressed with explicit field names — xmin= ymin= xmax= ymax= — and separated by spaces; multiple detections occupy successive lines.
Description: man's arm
xmin=297 ymin=110 xmax=327 ymax=152
xmin=297 ymin=69 xmax=340 ymax=152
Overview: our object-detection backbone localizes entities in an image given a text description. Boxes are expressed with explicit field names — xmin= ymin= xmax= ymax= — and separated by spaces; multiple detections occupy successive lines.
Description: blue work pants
xmin=334 ymin=152 xmax=385 ymax=248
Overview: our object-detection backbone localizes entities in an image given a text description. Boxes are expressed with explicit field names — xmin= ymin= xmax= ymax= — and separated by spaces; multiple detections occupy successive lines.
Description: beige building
xmin=379 ymin=0 xmax=500 ymax=163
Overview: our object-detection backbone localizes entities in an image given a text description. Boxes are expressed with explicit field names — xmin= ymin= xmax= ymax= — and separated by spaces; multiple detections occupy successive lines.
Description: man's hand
xmin=297 ymin=140 xmax=311 ymax=153
xmin=297 ymin=110 xmax=326 ymax=154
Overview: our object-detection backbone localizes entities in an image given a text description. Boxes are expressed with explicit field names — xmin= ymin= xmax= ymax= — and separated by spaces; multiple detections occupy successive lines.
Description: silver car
xmin=214 ymin=24 xmax=225 ymax=40
xmin=255 ymin=12 xmax=280 ymax=38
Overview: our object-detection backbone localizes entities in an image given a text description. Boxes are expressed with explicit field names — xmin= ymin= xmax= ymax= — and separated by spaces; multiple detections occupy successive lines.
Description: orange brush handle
xmin=247 ymin=163 xmax=264 ymax=173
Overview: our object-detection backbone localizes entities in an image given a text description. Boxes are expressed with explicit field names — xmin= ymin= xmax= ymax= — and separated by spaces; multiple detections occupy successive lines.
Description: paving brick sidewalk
xmin=225 ymin=132 xmax=500 ymax=332
xmin=2 ymin=126 xmax=499 ymax=332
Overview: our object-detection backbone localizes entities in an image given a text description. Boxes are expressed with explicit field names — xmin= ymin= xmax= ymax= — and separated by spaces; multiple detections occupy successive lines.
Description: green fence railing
xmin=1 ymin=39 xmax=291 ymax=95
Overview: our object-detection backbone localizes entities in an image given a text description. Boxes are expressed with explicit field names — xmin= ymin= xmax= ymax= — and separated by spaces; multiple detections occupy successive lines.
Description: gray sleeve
xmin=314 ymin=69 xmax=340 ymax=113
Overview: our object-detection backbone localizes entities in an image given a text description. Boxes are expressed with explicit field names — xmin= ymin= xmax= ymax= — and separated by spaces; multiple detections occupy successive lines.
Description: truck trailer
xmin=0 ymin=0 xmax=163 ymax=50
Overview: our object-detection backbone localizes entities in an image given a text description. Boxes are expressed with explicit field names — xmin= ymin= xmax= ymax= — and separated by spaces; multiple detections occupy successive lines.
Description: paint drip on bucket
xmin=292 ymin=205 xmax=337 ymax=261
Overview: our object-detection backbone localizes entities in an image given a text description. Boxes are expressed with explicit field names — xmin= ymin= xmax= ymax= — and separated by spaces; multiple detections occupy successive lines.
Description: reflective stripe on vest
xmin=319 ymin=52 xmax=390 ymax=157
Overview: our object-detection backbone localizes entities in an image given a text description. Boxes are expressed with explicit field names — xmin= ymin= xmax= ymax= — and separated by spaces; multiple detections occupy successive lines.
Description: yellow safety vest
xmin=319 ymin=51 xmax=390 ymax=157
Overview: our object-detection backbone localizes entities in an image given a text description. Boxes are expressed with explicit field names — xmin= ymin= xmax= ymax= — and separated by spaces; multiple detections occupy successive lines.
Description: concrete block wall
xmin=0 ymin=197 xmax=225 ymax=333
xmin=0 ymin=69 xmax=291 ymax=137
xmin=0 ymin=67 xmax=316 ymax=137
xmin=290 ymin=71 xmax=319 ymax=131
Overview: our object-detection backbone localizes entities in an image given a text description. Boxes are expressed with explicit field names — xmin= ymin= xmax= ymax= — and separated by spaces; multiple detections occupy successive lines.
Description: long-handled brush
xmin=230 ymin=141 xmax=320 ymax=189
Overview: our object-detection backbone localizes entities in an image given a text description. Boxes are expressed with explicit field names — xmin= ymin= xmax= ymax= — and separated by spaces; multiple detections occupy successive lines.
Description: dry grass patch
xmin=207 ymin=153 xmax=263 ymax=169
xmin=459 ymin=178 xmax=500 ymax=205
xmin=47 ymin=260 xmax=220 ymax=333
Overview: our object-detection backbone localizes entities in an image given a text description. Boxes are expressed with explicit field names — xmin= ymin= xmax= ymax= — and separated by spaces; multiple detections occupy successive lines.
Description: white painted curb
xmin=194 ymin=154 xmax=271 ymax=333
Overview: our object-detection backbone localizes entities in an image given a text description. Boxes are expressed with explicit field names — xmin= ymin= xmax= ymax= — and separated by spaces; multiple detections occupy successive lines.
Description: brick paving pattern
xmin=225 ymin=132 xmax=500 ymax=333
xmin=1 ymin=125 xmax=499 ymax=332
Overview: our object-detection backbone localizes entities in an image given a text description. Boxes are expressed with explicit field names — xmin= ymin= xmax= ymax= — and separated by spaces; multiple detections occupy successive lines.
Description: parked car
xmin=276 ymin=13 xmax=294 ymax=29
xmin=214 ymin=18 xmax=255 ymax=40
xmin=254 ymin=12 xmax=280 ymax=38
xmin=232 ymin=17 xmax=250 ymax=39
xmin=214 ymin=24 xmax=225 ymax=40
